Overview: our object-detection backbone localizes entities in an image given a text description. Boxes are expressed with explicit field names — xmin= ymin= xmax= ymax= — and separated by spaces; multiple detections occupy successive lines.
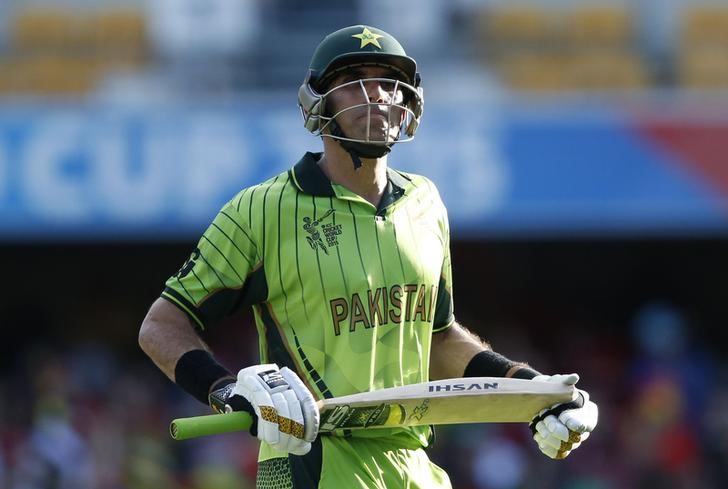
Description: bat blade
xmin=317 ymin=377 xmax=575 ymax=432
xmin=169 ymin=376 xmax=575 ymax=440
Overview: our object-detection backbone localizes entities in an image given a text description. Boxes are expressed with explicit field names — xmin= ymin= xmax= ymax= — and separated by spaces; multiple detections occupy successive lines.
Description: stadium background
xmin=1 ymin=1 xmax=728 ymax=487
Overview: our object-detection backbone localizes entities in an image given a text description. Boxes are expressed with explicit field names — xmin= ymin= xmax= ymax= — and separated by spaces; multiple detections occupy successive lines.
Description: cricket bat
xmin=170 ymin=376 xmax=575 ymax=440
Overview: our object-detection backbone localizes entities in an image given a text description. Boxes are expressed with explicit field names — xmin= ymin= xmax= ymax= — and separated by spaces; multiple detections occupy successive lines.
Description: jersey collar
xmin=290 ymin=152 xmax=335 ymax=196
xmin=290 ymin=152 xmax=411 ymax=200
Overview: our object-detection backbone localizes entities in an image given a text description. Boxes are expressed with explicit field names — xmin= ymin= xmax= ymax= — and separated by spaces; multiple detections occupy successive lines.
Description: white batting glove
xmin=529 ymin=373 xmax=598 ymax=459
xmin=233 ymin=364 xmax=320 ymax=455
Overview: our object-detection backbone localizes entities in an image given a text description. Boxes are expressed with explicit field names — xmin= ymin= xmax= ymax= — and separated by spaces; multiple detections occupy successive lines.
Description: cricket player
xmin=139 ymin=25 xmax=598 ymax=488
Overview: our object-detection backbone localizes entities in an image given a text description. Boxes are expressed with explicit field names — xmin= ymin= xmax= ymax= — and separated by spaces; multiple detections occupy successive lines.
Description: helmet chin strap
xmin=329 ymin=119 xmax=392 ymax=169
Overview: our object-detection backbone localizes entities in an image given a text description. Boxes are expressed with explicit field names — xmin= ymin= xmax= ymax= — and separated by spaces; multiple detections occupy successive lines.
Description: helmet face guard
xmin=298 ymin=70 xmax=424 ymax=147
xmin=298 ymin=25 xmax=424 ymax=153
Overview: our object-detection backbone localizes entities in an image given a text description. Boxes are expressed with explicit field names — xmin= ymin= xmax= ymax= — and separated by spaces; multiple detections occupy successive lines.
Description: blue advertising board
xmin=0 ymin=99 xmax=726 ymax=240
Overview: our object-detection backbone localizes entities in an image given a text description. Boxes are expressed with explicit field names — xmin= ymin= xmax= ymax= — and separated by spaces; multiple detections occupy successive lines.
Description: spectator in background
xmin=622 ymin=302 xmax=713 ymax=488
xmin=359 ymin=0 xmax=448 ymax=52
xmin=0 ymin=445 xmax=5 ymax=489
xmin=630 ymin=302 xmax=712 ymax=422
xmin=10 ymin=356 xmax=93 ymax=489
xmin=146 ymin=0 xmax=261 ymax=57
xmin=145 ymin=0 xmax=262 ymax=92
xmin=470 ymin=426 xmax=528 ymax=489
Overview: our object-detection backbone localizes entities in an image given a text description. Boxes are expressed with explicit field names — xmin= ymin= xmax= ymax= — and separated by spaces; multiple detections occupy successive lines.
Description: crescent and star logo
xmin=352 ymin=27 xmax=384 ymax=49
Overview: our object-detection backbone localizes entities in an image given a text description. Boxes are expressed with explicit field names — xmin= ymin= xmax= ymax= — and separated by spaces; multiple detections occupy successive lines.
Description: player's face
xmin=324 ymin=66 xmax=406 ymax=143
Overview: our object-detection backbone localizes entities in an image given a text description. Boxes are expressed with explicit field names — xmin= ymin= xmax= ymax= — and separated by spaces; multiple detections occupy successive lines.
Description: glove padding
xmin=232 ymin=364 xmax=320 ymax=455
xmin=529 ymin=373 xmax=598 ymax=459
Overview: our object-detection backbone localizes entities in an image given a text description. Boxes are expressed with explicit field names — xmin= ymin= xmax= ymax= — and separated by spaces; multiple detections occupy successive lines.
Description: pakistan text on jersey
xmin=329 ymin=283 xmax=438 ymax=336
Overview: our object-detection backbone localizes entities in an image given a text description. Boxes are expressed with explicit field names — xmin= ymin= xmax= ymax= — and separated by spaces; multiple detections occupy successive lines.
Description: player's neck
xmin=320 ymin=141 xmax=388 ymax=207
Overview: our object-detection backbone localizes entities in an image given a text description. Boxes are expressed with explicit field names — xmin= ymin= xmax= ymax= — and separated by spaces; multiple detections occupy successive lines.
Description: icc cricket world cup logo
xmin=303 ymin=209 xmax=335 ymax=255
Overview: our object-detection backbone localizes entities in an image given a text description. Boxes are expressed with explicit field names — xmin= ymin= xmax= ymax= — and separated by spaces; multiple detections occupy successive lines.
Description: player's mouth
xmin=358 ymin=108 xmax=391 ymax=122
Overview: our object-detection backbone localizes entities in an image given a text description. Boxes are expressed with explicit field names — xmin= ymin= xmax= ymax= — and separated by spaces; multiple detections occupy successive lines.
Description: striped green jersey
xmin=162 ymin=152 xmax=454 ymax=449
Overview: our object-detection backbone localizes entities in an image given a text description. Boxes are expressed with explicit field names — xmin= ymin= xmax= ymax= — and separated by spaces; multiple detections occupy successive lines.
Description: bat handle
xmin=170 ymin=411 xmax=253 ymax=440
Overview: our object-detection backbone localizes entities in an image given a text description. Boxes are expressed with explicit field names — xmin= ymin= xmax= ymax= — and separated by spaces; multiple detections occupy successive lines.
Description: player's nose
xmin=364 ymin=80 xmax=389 ymax=103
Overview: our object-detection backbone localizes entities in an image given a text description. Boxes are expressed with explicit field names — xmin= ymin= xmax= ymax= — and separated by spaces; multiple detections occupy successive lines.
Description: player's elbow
xmin=138 ymin=313 xmax=154 ymax=356
xmin=138 ymin=299 xmax=165 ymax=356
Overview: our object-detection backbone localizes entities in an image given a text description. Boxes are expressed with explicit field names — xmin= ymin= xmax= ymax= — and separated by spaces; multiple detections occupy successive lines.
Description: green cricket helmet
xmin=298 ymin=25 xmax=424 ymax=165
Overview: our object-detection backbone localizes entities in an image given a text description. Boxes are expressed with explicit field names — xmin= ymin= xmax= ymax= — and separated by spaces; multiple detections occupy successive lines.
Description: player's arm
xmin=139 ymin=297 xmax=213 ymax=381
xmin=430 ymin=319 xmax=598 ymax=459
xmin=429 ymin=320 xmax=536 ymax=381
xmin=429 ymin=320 xmax=483 ymax=380
xmin=139 ymin=297 xmax=241 ymax=412
xmin=140 ymin=199 xmax=319 ymax=453
xmin=139 ymin=296 xmax=320 ymax=454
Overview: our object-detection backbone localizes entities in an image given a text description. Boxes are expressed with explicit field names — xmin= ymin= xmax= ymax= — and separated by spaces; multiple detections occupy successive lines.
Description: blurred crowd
xmin=1 ymin=302 xmax=725 ymax=489
xmin=2 ymin=0 xmax=728 ymax=99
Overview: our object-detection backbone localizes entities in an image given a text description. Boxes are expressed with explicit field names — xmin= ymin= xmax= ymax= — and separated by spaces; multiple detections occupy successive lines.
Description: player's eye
xmin=379 ymin=80 xmax=396 ymax=91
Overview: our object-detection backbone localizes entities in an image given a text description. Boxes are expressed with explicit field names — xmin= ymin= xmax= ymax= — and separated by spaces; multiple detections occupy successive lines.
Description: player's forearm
xmin=138 ymin=297 xmax=210 ymax=381
xmin=430 ymin=321 xmax=539 ymax=380
xmin=430 ymin=321 xmax=487 ymax=379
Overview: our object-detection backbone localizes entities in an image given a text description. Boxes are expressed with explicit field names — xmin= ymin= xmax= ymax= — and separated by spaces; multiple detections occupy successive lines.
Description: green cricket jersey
xmin=162 ymin=151 xmax=454 ymax=450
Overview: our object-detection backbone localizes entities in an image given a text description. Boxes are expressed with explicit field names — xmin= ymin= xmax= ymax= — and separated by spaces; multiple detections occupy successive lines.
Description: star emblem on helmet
xmin=352 ymin=27 xmax=383 ymax=49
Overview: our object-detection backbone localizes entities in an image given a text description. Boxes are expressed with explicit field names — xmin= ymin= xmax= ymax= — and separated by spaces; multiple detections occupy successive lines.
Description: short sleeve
xmin=161 ymin=199 xmax=265 ymax=329
xmin=432 ymin=194 xmax=454 ymax=333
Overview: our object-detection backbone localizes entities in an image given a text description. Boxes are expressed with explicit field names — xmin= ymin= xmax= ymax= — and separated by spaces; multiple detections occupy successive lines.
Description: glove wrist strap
xmin=208 ymin=380 xmax=238 ymax=414
xmin=507 ymin=365 xmax=541 ymax=379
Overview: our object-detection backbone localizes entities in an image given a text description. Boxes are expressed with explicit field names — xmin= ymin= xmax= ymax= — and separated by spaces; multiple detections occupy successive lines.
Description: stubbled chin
xmin=338 ymin=116 xmax=400 ymax=142
xmin=362 ymin=126 xmax=395 ymax=142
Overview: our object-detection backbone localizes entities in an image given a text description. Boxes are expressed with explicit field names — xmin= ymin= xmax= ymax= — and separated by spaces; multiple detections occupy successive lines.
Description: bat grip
xmin=170 ymin=411 xmax=253 ymax=440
